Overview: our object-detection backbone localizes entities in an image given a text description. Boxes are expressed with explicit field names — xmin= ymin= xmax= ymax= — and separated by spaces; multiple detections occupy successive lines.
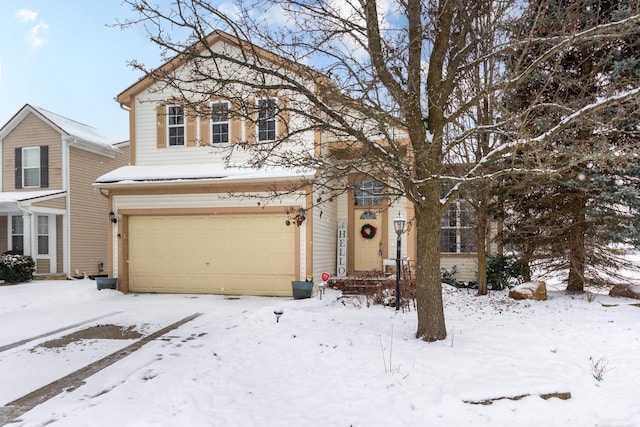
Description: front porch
xmin=329 ymin=259 xmax=414 ymax=296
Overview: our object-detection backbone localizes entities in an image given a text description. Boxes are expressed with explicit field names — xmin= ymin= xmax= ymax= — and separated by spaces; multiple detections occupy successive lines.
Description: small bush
xmin=441 ymin=265 xmax=460 ymax=286
xmin=0 ymin=254 xmax=36 ymax=283
xmin=486 ymin=254 xmax=525 ymax=290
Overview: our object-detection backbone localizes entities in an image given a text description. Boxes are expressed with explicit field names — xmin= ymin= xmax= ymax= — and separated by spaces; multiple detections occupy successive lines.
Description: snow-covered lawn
xmin=1 ymin=279 xmax=639 ymax=426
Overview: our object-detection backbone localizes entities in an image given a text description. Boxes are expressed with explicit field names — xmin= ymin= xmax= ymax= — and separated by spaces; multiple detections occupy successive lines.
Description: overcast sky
xmin=0 ymin=1 xmax=165 ymax=140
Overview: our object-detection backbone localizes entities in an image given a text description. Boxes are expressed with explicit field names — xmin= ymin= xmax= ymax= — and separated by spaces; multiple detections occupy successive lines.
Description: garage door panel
xmin=128 ymin=214 xmax=296 ymax=295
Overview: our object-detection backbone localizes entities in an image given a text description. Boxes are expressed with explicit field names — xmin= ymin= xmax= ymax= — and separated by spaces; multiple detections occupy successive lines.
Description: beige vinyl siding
xmin=2 ymin=112 xmax=63 ymax=191
xmin=387 ymin=200 xmax=409 ymax=262
xmin=441 ymin=256 xmax=478 ymax=282
xmin=36 ymin=259 xmax=50 ymax=274
xmin=32 ymin=196 xmax=66 ymax=210
xmin=69 ymin=146 xmax=128 ymax=276
xmin=311 ymin=193 xmax=338 ymax=281
xmin=134 ymin=87 xmax=314 ymax=167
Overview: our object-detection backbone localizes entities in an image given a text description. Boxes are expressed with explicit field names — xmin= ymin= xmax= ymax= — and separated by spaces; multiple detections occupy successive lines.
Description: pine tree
xmin=502 ymin=0 xmax=640 ymax=291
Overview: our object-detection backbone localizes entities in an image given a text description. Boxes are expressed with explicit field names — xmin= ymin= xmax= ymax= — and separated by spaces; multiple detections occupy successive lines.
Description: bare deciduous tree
xmin=117 ymin=0 xmax=640 ymax=341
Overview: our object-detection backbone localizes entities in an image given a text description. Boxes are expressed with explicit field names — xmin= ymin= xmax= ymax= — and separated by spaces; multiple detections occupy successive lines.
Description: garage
xmin=127 ymin=214 xmax=296 ymax=295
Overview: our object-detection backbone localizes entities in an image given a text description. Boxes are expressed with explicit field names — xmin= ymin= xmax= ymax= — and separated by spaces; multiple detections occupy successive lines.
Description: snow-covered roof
xmin=0 ymin=190 xmax=66 ymax=204
xmin=33 ymin=106 xmax=124 ymax=146
xmin=95 ymin=163 xmax=316 ymax=186
xmin=0 ymin=104 xmax=126 ymax=155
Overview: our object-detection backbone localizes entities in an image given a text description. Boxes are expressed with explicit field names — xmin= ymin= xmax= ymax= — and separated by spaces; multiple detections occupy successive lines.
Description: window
xmin=440 ymin=200 xmax=477 ymax=253
xmin=211 ymin=101 xmax=230 ymax=144
xmin=15 ymin=146 xmax=48 ymax=189
xmin=167 ymin=105 xmax=185 ymax=146
xmin=37 ymin=216 xmax=49 ymax=255
xmin=11 ymin=216 xmax=24 ymax=255
xmin=257 ymin=98 xmax=277 ymax=141
xmin=23 ymin=147 xmax=41 ymax=187
xmin=354 ymin=179 xmax=383 ymax=206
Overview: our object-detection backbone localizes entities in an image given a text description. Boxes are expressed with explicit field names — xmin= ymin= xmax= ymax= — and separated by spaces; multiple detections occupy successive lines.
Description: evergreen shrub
xmin=486 ymin=254 xmax=525 ymax=290
xmin=0 ymin=254 xmax=36 ymax=283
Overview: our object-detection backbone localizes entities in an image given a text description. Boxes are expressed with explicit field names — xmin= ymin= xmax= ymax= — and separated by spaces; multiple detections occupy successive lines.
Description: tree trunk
xmin=415 ymin=196 xmax=447 ymax=342
xmin=566 ymin=194 xmax=587 ymax=292
xmin=476 ymin=182 xmax=490 ymax=295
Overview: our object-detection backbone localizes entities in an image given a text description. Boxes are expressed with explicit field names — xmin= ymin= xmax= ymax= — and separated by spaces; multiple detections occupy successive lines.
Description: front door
xmin=353 ymin=208 xmax=383 ymax=271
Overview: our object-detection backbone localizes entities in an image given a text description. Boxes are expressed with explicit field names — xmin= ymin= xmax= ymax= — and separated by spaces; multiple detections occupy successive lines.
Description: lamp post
xmin=393 ymin=212 xmax=406 ymax=311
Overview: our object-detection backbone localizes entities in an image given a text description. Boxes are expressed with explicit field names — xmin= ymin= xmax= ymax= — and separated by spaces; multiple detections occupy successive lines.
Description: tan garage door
xmin=128 ymin=214 xmax=296 ymax=296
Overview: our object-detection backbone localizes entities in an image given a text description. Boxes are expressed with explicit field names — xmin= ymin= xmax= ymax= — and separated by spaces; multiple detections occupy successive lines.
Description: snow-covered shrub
xmin=0 ymin=254 xmax=36 ymax=283
xmin=441 ymin=265 xmax=460 ymax=286
xmin=486 ymin=254 xmax=525 ymax=290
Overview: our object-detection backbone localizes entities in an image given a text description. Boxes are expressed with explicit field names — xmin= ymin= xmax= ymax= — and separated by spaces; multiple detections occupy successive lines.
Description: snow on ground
xmin=1 ymin=279 xmax=639 ymax=426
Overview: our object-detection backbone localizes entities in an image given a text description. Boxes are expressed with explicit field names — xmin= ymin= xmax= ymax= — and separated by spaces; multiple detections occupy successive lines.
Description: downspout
xmin=62 ymin=136 xmax=76 ymax=277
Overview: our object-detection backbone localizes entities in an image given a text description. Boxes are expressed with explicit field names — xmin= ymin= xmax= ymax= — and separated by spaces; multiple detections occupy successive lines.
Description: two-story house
xmin=95 ymin=31 xmax=491 ymax=296
xmin=0 ymin=104 xmax=129 ymax=278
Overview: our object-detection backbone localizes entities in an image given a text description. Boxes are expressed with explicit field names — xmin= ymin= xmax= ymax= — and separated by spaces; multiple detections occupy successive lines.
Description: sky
xmin=0 ymin=1 xmax=164 ymax=140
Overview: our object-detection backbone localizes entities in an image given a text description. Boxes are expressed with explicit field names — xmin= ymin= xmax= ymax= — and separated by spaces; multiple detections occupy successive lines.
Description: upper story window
xmin=167 ymin=105 xmax=185 ymax=146
xmin=211 ymin=101 xmax=230 ymax=144
xmin=23 ymin=147 xmax=41 ymax=187
xmin=257 ymin=98 xmax=277 ymax=142
xmin=441 ymin=200 xmax=477 ymax=253
xmin=15 ymin=146 xmax=48 ymax=189
xmin=354 ymin=179 xmax=383 ymax=206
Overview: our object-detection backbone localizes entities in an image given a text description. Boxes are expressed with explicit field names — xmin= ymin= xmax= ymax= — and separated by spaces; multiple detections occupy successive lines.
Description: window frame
xmin=10 ymin=215 xmax=24 ymax=255
xmin=211 ymin=101 xmax=230 ymax=144
xmin=37 ymin=215 xmax=50 ymax=256
xmin=257 ymin=98 xmax=277 ymax=142
xmin=354 ymin=179 xmax=383 ymax=207
xmin=167 ymin=105 xmax=186 ymax=147
xmin=440 ymin=199 xmax=477 ymax=254
xmin=22 ymin=147 xmax=41 ymax=188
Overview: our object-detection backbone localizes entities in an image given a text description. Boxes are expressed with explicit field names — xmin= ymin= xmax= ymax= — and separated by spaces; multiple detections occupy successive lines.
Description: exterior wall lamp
xmin=393 ymin=212 xmax=406 ymax=311
xmin=109 ymin=211 xmax=118 ymax=224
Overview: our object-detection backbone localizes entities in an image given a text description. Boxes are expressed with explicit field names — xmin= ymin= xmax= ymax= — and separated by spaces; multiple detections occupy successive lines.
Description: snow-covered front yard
xmin=1 ymin=278 xmax=639 ymax=426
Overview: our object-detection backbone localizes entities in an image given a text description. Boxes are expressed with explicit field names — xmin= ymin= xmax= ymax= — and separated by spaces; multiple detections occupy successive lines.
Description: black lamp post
xmin=393 ymin=212 xmax=406 ymax=311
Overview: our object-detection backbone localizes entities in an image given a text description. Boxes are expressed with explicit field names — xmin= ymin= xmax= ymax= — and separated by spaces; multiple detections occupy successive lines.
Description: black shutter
xmin=15 ymin=148 xmax=22 ymax=189
xmin=40 ymin=146 xmax=48 ymax=188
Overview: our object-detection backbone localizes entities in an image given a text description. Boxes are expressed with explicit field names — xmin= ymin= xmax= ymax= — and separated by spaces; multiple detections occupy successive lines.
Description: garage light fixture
xmin=109 ymin=211 xmax=118 ymax=224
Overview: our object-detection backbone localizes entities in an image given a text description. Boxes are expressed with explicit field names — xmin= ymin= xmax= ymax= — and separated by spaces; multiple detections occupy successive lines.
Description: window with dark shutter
xmin=15 ymin=146 xmax=48 ymax=188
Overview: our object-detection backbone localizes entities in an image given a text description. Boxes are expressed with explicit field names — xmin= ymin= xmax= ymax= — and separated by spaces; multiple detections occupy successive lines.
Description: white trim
xmin=8 ymin=215 xmax=24 ymax=254
xmin=166 ymin=104 xmax=186 ymax=147
xmin=210 ymin=100 xmax=230 ymax=144
xmin=35 ymin=215 xmax=55 ymax=261
xmin=63 ymin=137 xmax=70 ymax=276
xmin=256 ymin=97 xmax=278 ymax=142
xmin=22 ymin=146 xmax=41 ymax=188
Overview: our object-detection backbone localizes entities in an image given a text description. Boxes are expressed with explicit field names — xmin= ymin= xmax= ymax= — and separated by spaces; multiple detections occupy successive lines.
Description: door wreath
xmin=360 ymin=223 xmax=377 ymax=239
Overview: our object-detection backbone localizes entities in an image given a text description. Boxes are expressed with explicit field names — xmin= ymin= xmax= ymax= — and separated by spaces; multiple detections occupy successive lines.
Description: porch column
xmin=22 ymin=212 xmax=32 ymax=256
